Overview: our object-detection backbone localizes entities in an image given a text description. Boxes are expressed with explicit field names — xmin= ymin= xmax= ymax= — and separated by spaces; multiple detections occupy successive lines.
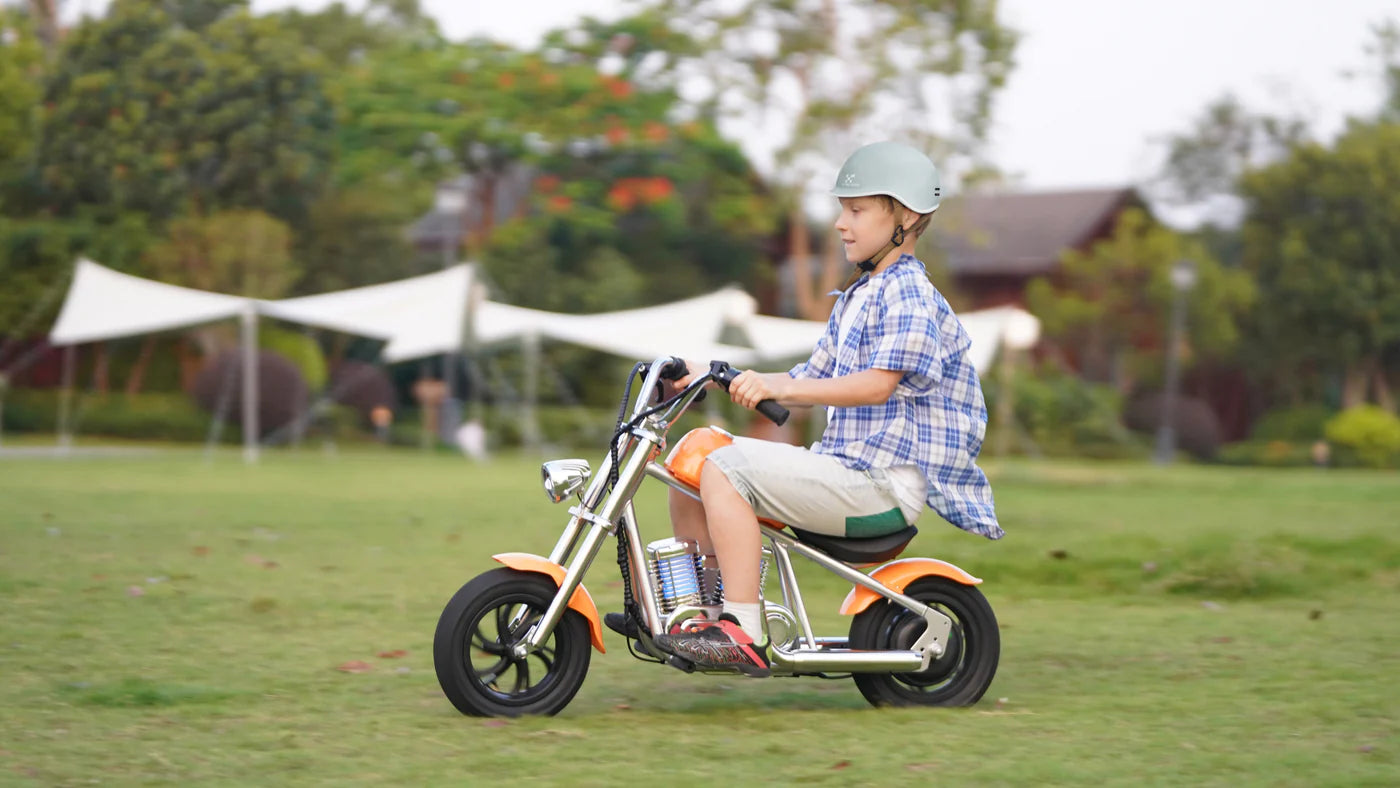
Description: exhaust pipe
xmin=769 ymin=648 xmax=924 ymax=673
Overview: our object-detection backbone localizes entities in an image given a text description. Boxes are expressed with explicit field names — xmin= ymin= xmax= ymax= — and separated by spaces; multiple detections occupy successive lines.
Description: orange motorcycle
xmin=433 ymin=357 xmax=999 ymax=716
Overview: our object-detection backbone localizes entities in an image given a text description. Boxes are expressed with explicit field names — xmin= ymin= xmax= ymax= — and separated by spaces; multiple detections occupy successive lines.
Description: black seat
xmin=786 ymin=525 xmax=918 ymax=564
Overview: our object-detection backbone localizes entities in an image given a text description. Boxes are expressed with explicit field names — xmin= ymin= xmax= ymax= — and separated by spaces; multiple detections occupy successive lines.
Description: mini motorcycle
xmin=433 ymin=357 xmax=999 ymax=716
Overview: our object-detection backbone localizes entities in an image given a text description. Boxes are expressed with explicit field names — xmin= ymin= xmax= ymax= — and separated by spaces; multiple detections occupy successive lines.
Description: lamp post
xmin=433 ymin=183 xmax=467 ymax=443
xmin=1155 ymin=258 xmax=1198 ymax=465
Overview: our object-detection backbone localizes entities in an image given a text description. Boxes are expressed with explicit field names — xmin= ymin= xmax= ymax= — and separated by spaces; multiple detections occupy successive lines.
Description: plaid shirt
xmin=788 ymin=255 xmax=1003 ymax=539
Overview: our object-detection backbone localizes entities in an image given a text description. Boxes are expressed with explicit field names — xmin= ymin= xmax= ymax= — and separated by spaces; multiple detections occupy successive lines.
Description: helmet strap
xmin=842 ymin=223 xmax=907 ymax=291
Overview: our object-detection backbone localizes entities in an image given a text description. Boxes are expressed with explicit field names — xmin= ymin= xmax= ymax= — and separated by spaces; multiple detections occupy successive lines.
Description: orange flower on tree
xmin=535 ymin=174 xmax=561 ymax=193
xmin=642 ymin=121 xmax=670 ymax=143
xmin=605 ymin=125 xmax=629 ymax=145
xmin=607 ymin=184 xmax=638 ymax=212
xmin=640 ymin=177 xmax=675 ymax=204
xmin=601 ymin=75 xmax=633 ymax=99
xmin=497 ymin=72 xmax=516 ymax=89
xmin=546 ymin=194 xmax=573 ymax=213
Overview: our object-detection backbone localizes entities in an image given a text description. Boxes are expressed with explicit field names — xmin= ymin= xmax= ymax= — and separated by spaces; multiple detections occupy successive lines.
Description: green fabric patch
xmin=845 ymin=507 xmax=907 ymax=538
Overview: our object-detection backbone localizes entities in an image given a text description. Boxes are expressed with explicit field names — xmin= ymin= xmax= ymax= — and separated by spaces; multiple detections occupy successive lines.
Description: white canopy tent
xmin=43 ymin=259 xmax=1040 ymax=461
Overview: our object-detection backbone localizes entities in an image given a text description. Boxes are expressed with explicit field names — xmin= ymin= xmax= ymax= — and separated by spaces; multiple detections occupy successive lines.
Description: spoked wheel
xmin=433 ymin=568 xmax=591 ymax=717
xmin=848 ymin=576 xmax=999 ymax=708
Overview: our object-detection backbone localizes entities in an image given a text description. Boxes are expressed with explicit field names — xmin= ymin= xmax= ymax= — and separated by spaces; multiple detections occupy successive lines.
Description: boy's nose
xmin=833 ymin=215 xmax=848 ymax=232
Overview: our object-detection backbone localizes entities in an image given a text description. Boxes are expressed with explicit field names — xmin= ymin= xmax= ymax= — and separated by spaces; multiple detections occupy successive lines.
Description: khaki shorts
xmin=705 ymin=436 xmax=927 ymax=538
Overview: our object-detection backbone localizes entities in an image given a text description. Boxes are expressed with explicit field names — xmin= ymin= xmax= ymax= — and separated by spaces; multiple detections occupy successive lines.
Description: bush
xmin=1250 ymin=404 xmax=1335 ymax=442
xmin=1324 ymin=405 xmax=1400 ymax=469
xmin=191 ymin=350 xmax=308 ymax=441
xmin=328 ymin=361 xmax=396 ymax=424
xmin=259 ymin=327 xmax=327 ymax=391
xmin=985 ymin=369 xmax=1139 ymax=457
xmin=0 ymin=387 xmax=231 ymax=442
xmin=1216 ymin=440 xmax=1317 ymax=467
xmin=1122 ymin=393 xmax=1223 ymax=460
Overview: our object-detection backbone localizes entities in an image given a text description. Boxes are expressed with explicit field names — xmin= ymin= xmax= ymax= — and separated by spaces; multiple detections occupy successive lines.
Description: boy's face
xmin=834 ymin=197 xmax=899 ymax=264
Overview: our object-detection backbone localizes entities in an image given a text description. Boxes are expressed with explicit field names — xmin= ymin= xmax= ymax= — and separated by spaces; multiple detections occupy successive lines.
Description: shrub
xmin=0 ymin=387 xmax=230 ymax=442
xmin=1324 ymin=405 xmax=1400 ymax=469
xmin=1122 ymin=393 xmax=1223 ymax=460
xmin=191 ymin=350 xmax=308 ymax=441
xmin=985 ymin=369 xmax=1139 ymax=457
xmin=328 ymin=360 xmax=397 ymax=423
xmin=1215 ymin=440 xmax=1316 ymax=467
xmin=259 ymin=327 xmax=327 ymax=391
xmin=1250 ymin=404 xmax=1334 ymax=442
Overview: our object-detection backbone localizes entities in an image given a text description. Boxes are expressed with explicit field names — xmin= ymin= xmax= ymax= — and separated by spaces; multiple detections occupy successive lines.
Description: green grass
xmin=1 ymin=449 xmax=1397 ymax=786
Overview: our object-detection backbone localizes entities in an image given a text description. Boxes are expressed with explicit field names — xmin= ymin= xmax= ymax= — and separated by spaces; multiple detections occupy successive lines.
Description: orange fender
xmin=839 ymin=557 xmax=983 ymax=616
xmin=492 ymin=552 xmax=605 ymax=653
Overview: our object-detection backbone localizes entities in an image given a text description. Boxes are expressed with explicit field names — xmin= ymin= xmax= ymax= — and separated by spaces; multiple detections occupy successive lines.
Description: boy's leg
xmin=698 ymin=460 xmax=761 ymax=605
xmin=668 ymin=487 xmax=723 ymax=616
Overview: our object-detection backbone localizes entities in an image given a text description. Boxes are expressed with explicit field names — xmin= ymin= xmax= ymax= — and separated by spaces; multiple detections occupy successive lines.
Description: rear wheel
xmin=433 ymin=568 xmax=592 ymax=717
xmin=848 ymin=577 xmax=999 ymax=707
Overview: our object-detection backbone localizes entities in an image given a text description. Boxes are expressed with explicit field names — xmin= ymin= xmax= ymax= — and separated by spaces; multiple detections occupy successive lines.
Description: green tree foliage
xmin=142 ymin=210 xmax=297 ymax=298
xmin=581 ymin=0 xmax=1017 ymax=318
xmin=1025 ymin=208 xmax=1254 ymax=389
xmin=1239 ymin=121 xmax=1400 ymax=410
xmin=32 ymin=0 xmax=336 ymax=224
xmin=291 ymin=188 xmax=422 ymax=295
xmin=0 ymin=7 xmax=43 ymax=188
xmin=338 ymin=38 xmax=774 ymax=309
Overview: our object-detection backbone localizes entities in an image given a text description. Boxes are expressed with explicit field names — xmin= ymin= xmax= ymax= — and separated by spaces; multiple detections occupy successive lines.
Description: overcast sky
xmin=425 ymin=0 xmax=1396 ymax=191
xmin=69 ymin=0 xmax=1396 ymax=191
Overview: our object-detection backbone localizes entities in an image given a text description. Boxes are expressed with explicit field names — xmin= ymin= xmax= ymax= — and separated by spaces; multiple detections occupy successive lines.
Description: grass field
xmin=2 ymin=448 xmax=1397 ymax=786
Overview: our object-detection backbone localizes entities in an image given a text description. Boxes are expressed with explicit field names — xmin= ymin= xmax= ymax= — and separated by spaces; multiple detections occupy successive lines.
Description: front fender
xmin=839 ymin=557 xmax=983 ymax=616
xmin=492 ymin=552 xmax=605 ymax=653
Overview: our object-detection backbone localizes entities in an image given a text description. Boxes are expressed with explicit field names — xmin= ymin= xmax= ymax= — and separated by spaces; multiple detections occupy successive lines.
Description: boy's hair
xmin=872 ymin=195 xmax=933 ymax=239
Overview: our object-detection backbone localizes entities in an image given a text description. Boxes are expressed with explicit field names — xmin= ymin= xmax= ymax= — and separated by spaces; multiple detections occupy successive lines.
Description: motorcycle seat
xmin=785 ymin=525 xmax=918 ymax=564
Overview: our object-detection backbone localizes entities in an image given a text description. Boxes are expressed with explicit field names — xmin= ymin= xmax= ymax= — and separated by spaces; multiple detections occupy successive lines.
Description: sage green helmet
xmin=830 ymin=141 xmax=942 ymax=214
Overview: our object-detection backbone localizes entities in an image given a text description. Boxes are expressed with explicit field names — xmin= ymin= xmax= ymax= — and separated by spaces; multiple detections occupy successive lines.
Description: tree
xmin=32 ymin=0 xmax=336 ymax=224
xmin=1239 ymin=121 xmax=1400 ymax=411
xmin=1151 ymin=94 xmax=1309 ymax=226
xmin=573 ymin=0 xmax=1018 ymax=318
xmin=143 ymin=210 xmax=297 ymax=298
xmin=0 ymin=6 xmax=42 ymax=188
xmin=1025 ymin=208 xmax=1254 ymax=391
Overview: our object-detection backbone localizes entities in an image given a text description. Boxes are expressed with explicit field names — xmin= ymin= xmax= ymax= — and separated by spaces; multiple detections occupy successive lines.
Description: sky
xmin=66 ymin=0 xmax=1396 ymax=193
xmin=427 ymin=0 xmax=1395 ymax=193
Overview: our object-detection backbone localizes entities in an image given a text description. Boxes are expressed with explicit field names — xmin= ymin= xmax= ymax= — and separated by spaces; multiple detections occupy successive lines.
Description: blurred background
xmin=1 ymin=0 xmax=1397 ymax=470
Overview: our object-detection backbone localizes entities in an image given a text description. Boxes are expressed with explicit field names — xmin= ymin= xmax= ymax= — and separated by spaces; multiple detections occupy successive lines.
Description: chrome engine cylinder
xmin=645 ymin=537 xmax=704 ymax=614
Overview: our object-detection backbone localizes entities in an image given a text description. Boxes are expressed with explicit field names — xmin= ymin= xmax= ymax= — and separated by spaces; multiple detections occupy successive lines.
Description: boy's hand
xmin=672 ymin=358 xmax=705 ymax=389
xmin=727 ymin=371 xmax=792 ymax=410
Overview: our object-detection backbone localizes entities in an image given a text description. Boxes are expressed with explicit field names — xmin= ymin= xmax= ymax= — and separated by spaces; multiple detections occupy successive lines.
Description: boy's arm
xmin=729 ymin=368 xmax=902 ymax=410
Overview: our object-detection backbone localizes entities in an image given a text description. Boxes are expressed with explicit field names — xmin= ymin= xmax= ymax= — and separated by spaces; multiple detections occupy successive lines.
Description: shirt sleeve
xmin=867 ymin=278 xmax=943 ymax=394
xmin=788 ymin=306 xmax=839 ymax=380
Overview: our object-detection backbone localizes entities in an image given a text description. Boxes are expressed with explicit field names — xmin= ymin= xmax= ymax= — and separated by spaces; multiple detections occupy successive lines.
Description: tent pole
xmin=522 ymin=331 xmax=540 ymax=451
xmin=57 ymin=343 xmax=76 ymax=451
xmin=241 ymin=305 xmax=259 ymax=464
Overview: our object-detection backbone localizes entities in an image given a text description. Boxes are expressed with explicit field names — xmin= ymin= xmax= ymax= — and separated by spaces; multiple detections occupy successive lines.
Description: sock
xmin=723 ymin=601 xmax=766 ymax=643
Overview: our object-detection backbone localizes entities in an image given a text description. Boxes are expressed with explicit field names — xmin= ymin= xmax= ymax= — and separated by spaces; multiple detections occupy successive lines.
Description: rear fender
xmin=492 ymin=552 xmax=605 ymax=653
xmin=839 ymin=557 xmax=983 ymax=616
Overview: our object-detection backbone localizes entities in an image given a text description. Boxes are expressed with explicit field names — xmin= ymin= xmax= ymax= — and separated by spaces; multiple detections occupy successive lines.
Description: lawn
xmin=1 ymin=449 xmax=1397 ymax=786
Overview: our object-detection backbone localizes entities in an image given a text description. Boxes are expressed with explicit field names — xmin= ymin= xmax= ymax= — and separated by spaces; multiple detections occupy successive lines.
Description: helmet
xmin=830 ymin=141 xmax=942 ymax=214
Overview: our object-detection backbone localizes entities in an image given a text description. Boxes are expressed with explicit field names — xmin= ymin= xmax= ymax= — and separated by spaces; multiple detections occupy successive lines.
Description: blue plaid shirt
xmin=788 ymin=255 xmax=1003 ymax=539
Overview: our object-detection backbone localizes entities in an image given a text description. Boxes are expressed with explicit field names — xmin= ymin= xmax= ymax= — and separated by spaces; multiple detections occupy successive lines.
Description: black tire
xmin=848 ymin=576 xmax=999 ymax=708
xmin=433 ymin=567 xmax=592 ymax=717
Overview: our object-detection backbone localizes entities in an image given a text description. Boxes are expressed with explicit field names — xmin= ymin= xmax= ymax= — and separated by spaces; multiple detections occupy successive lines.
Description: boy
xmin=650 ymin=141 xmax=1003 ymax=676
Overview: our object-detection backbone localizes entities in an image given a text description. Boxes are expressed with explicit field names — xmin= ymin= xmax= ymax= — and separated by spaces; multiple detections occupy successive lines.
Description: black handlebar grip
xmin=756 ymin=399 xmax=790 ymax=426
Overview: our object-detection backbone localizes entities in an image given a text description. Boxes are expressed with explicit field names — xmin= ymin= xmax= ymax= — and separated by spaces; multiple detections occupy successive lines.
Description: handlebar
xmin=708 ymin=360 xmax=790 ymax=427
xmin=635 ymin=356 xmax=790 ymax=427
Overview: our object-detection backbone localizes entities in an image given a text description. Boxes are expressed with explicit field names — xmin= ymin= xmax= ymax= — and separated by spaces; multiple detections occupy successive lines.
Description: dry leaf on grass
xmin=831 ymin=761 xmax=850 ymax=770
xmin=482 ymin=719 xmax=508 ymax=728
xmin=126 ymin=586 xmax=145 ymax=597
xmin=337 ymin=660 xmax=374 ymax=673
xmin=192 ymin=546 xmax=210 ymax=557
xmin=377 ymin=650 xmax=408 ymax=659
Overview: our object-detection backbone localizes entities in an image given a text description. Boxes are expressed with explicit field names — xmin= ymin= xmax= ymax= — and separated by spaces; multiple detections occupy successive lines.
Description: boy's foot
xmin=603 ymin=612 xmax=640 ymax=639
xmin=653 ymin=615 xmax=771 ymax=678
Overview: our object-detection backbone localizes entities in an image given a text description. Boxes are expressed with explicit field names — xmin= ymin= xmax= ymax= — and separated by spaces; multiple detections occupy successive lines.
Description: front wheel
xmin=848 ymin=576 xmax=999 ymax=708
xmin=433 ymin=567 xmax=592 ymax=717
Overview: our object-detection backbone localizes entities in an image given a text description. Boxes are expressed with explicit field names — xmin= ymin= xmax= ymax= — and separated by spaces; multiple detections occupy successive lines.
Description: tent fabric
xmin=265 ymin=266 xmax=473 ymax=354
xmin=49 ymin=259 xmax=252 ymax=345
xmin=47 ymin=259 xmax=1040 ymax=376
